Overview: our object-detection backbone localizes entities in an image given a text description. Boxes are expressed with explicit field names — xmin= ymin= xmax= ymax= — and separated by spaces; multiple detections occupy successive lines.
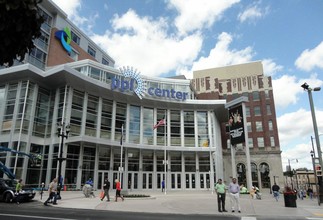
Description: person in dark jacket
xmin=272 ymin=183 xmax=280 ymax=201
xmin=101 ymin=177 xmax=110 ymax=201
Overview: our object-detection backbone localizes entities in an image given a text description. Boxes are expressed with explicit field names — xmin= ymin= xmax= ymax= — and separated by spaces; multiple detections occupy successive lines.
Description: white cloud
xmin=52 ymin=0 xmax=95 ymax=32
xmin=91 ymin=10 xmax=203 ymax=77
xmin=281 ymin=143 xmax=314 ymax=171
xmin=168 ymin=0 xmax=240 ymax=36
xmin=184 ymin=32 xmax=254 ymax=78
xmin=262 ymin=59 xmax=283 ymax=76
xmin=238 ymin=3 xmax=269 ymax=23
xmin=272 ymin=74 xmax=323 ymax=109
xmin=295 ymin=41 xmax=323 ymax=71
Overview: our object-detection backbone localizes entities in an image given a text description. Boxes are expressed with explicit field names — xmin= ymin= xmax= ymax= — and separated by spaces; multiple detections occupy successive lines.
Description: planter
xmin=284 ymin=193 xmax=297 ymax=207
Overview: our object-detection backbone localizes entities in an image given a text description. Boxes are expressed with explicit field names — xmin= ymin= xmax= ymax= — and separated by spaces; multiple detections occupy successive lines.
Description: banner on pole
xmin=228 ymin=105 xmax=245 ymax=145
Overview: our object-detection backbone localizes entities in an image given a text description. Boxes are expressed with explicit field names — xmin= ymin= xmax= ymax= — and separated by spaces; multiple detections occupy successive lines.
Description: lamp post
xmin=311 ymin=150 xmax=320 ymax=205
xmin=293 ymin=169 xmax=299 ymax=190
xmin=302 ymin=82 xmax=322 ymax=204
xmin=57 ymin=122 xmax=70 ymax=200
xmin=288 ymin=158 xmax=298 ymax=189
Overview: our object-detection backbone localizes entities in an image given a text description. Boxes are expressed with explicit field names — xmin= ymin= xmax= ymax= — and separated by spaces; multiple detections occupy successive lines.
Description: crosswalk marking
xmin=241 ymin=217 xmax=257 ymax=220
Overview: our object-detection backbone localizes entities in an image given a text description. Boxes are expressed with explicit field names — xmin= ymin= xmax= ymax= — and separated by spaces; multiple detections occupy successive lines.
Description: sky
xmin=51 ymin=0 xmax=323 ymax=171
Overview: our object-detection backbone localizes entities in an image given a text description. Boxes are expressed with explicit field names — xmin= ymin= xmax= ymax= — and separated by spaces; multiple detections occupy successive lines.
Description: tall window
xmin=156 ymin=109 xmax=167 ymax=146
xmin=266 ymin=104 xmax=271 ymax=115
xmin=268 ymin=120 xmax=273 ymax=130
xmin=185 ymin=153 xmax=196 ymax=172
xmin=252 ymin=91 xmax=260 ymax=101
xmin=245 ymin=107 xmax=250 ymax=117
xmin=70 ymin=90 xmax=84 ymax=136
xmin=100 ymin=98 xmax=113 ymax=139
xmin=184 ymin=111 xmax=194 ymax=147
xmin=81 ymin=146 xmax=96 ymax=184
xmin=170 ymin=110 xmax=181 ymax=146
xmin=129 ymin=105 xmax=140 ymax=144
xmin=85 ymin=95 xmax=98 ymax=137
xmin=247 ymin=122 xmax=252 ymax=132
xmin=115 ymin=102 xmax=127 ymax=142
xmin=143 ymin=108 xmax=153 ymax=145
xmin=65 ymin=145 xmax=80 ymax=187
xmin=2 ymin=84 xmax=18 ymax=134
xmin=197 ymin=111 xmax=209 ymax=147
xmin=33 ymin=87 xmax=51 ymax=137
xmin=270 ymin=136 xmax=275 ymax=147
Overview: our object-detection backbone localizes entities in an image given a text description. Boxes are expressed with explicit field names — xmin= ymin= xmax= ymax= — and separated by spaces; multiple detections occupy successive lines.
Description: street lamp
xmin=302 ymin=82 xmax=323 ymax=204
xmin=311 ymin=150 xmax=320 ymax=205
xmin=287 ymin=159 xmax=298 ymax=189
xmin=57 ymin=122 xmax=70 ymax=199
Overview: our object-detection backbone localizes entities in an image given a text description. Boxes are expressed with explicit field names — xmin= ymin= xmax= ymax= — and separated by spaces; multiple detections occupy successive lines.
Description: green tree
xmin=0 ymin=0 xmax=43 ymax=67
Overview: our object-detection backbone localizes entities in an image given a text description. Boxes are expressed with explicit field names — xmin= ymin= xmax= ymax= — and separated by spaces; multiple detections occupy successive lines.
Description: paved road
xmin=0 ymin=190 xmax=322 ymax=220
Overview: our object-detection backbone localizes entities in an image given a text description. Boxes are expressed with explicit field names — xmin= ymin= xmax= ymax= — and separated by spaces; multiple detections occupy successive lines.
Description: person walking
xmin=228 ymin=178 xmax=241 ymax=213
xmin=161 ymin=179 xmax=165 ymax=192
xmin=15 ymin=179 xmax=23 ymax=204
xmin=44 ymin=178 xmax=58 ymax=206
xmin=272 ymin=183 xmax=280 ymax=201
xmin=101 ymin=177 xmax=110 ymax=201
xmin=214 ymin=179 xmax=227 ymax=212
xmin=115 ymin=179 xmax=124 ymax=202
xmin=307 ymin=187 xmax=313 ymax=200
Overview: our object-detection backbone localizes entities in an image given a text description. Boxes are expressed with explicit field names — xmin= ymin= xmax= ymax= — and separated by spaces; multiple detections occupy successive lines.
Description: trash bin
xmin=284 ymin=193 xmax=297 ymax=207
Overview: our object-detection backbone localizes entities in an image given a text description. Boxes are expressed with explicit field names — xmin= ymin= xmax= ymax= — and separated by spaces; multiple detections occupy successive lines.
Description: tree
xmin=0 ymin=0 xmax=44 ymax=67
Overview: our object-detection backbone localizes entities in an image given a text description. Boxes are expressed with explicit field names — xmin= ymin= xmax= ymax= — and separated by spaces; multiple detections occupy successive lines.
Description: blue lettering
xmin=176 ymin=91 xmax=182 ymax=100
xmin=111 ymin=78 xmax=119 ymax=90
xmin=148 ymin=87 xmax=154 ymax=95
xmin=162 ymin=89 xmax=170 ymax=98
xmin=155 ymin=88 xmax=161 ymax=96
xmin=170 ymin=89 xmax=176 ymax=98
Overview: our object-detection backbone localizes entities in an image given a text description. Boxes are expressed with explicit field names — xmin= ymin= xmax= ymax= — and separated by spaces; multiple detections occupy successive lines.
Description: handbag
xmin=99 ymin=190 xmax=104 ymax=199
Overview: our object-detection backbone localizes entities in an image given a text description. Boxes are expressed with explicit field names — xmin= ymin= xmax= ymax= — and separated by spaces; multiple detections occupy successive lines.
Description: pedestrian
xmin=44 ymin=178 xmax=58 ymax=206
xmin=228 ymin=178 xmax=241 ymax=213
xmin=101 ymin=177 xmax=110 ymax=201
xmin=115 ymin=179 xmax=124 ymax=202
xmin=214 ymin=178 xmax=227 ymax=212
xmin=161 ymin=179 xmax=165 ymax=192
xmin=85 ymin=178 xmax=93 ymax=186
xmin=307 ymin=187 xmax=313 ymax=200
xmin=272 ymin=183 xmax=280 ymax=201
xmin=15 ymin=179 xmax=23 ymax=204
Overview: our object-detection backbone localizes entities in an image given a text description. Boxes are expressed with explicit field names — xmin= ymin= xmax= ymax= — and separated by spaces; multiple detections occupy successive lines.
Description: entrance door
xmin=185 ymin=173 xmax=196 ymax=189
xmin=127 ymin=172 xmax=139 ymax=190
xmin=142 ymin=172 xmax=153 ymax=189
xmin=171 ymin=173 xmax=181 ymax=189
xmin=97 ymin=171 xmax=109 ymax=190
xmin=199 ymin=173 xmax=210 ymax=189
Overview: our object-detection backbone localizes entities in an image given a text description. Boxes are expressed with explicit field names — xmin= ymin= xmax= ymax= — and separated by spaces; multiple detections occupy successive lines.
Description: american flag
xmin=153 ymin=118 xmax=166 ymax=129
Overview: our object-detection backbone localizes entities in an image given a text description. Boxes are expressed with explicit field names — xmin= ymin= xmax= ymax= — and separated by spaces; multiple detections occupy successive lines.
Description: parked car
xmin=0 ymin=178 xmax=36 ymax=203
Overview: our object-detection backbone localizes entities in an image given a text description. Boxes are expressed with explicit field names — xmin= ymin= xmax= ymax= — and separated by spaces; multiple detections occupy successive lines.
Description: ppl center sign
xmin=111 ymin=66 xmax=188 ymax=101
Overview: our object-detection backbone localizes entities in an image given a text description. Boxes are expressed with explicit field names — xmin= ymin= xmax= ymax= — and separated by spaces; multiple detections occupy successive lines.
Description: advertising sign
xmin=228 ymin=105 xmax=245 ymax=145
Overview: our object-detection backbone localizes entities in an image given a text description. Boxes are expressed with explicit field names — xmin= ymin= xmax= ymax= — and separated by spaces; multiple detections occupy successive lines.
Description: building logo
xmin=111 ymin=66 xmax=188 ymax=101
xmin=116 ymin=66 xmax=146 ymax=99
xmin=55 ymin=27 xmax=72 ymax=54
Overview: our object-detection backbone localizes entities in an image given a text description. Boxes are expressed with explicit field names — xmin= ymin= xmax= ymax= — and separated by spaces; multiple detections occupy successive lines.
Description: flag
xmin=153 ymin=117 xmax=166 ymax=129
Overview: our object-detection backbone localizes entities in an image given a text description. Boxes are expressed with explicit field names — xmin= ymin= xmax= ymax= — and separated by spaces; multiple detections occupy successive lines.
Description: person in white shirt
xmin=228 ymin=178 xmax=241 ymax=213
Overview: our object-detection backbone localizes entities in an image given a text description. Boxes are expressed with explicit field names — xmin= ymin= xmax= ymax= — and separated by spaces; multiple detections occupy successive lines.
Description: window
xmin=184 ymin=111 xmax=195 ymax=147
xmin=265 ymin=90 xmax=270 ymax=99
xmin=102 ymin=58 xmax=109 ymax=66
xmin=71 ymin=31 xmax=80 ymax=45
xmin=254 ymin=106 xmax=261 ymax=116
xmin=87 ymin=45 xmax=96 ymax=57
xmin=247 ymin=122 xmax=252 ymax=132
xmin=245 ymin=107 xmax=250 ymax=117
xmin=270 ymin=136 xmax=275 ymax=147
xmin=69 ymin=49 xmax=78 ymax=61
xmin=257 ymin=137 xmax=264 ymax=148
xmin=268 ymin=120 xmax=273 ymax=130
xmin=248 ymin=138 xmax=253 ymax=148
xmin=252 ymin=91 xmax=260 ymax=101
xmin=266 ymin=104 xmax=271 ymax=115
xmin=256 ymin=121 xmax=263 ymax=132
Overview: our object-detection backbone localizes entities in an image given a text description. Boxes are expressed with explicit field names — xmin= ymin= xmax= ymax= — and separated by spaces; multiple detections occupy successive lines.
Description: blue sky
xmin=52 ymin=0 xmax=323 ymax=171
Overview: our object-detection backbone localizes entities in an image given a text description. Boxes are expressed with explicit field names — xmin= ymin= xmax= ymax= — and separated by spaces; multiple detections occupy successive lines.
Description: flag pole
xmin=164 ymin=110 xmax=167 ymax=195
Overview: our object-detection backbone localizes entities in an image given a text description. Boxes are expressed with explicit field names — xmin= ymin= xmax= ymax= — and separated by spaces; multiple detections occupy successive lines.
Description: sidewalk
xmin=36 ymin=190 xmax=323 ymax=218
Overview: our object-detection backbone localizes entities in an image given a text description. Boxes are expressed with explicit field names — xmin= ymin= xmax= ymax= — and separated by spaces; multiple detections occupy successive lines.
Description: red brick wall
xmin=47 ymin=27 xmax=97 ymax=67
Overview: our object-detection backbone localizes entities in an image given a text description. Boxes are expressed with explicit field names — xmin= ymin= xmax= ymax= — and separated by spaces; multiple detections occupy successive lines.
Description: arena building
xmin=0 ymin=0 xmax=283 ymax=192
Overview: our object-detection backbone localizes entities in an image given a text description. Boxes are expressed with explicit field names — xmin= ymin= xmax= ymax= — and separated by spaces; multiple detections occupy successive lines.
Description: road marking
xmin=0 ymin=213 xmax=76 ymax=220
xmin=241 ymin=217 xmax=257 ymax=220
